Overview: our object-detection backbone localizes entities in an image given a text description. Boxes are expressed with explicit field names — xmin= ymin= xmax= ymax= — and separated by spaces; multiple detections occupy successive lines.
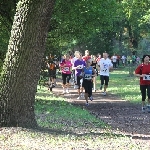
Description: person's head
xmin=103 ymin=52 xmax=108 ymax=59
xmin=86 ymin=59 xmax=92 ymax=66
xmin=85 ymin=50 xmax=89 ymax=56
xmin=64 ymin=54 xmax=70 ymax=60
xmin=142 ymin=55 xmax=150 ymax=63
xmin=98 ymin=53 xmax=101 ymax=58
xmin=74 ymin=51 xmax=80 ymax=58
xmin=92 ymin=55 xmax=97 ymax=60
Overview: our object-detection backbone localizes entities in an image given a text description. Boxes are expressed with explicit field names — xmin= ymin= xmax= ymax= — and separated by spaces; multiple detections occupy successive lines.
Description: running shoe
xmin=142 ymin=106 xmax=147 ymax=113
xmin=102 ymin=92 xmax=106 ymax=96
xmin=62 ymin=89 xmax=66 ymax=94
xmin=52 ymin=84 xmax=55 ymax=88
xmin=74 ymin=85 xmax=79 ymax=89
xmin=147 ymin=105 xmax=150 ymax=113
xmin=86 ymin=102 xmax=89 ymax=106
xmin=80 ymin=93 xmax=84 ymax=98
xmin=89 ymin=96 xmax=93 ymax=101
xmin=77 ymin=96 xmax=81 ymax=100
xmin=66 ymin=89 xmax=70 ymax=93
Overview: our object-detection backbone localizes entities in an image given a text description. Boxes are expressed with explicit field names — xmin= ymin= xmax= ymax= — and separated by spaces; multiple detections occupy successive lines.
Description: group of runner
xmin=45 ymin=50 xmax=113 ymax=105
xmin=44 ymin=50 xmax=150 ymax=111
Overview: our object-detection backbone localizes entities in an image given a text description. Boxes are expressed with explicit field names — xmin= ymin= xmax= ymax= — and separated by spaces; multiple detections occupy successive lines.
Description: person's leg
xmin=100 ymin=75 xmax=104 ymax=90
xmin=113 ymin=62 xmax=115 ymax=68
xmin=146 ymin=85 xmax=150 ymax=112
xmin=83 ymin=80 xmax=89 ymax=105
xmin=93 ymin=76 xmax=96 ymax=91
xmin=85 ymin=92 xmax=89 ymax=104
xmin=103 ymin=76 xmax=109 ymax=95
xmin=62 ymin=73 xmax=67 ymax=93
xmin=114 ymin=62 xmax=117 ymax=68
xmin=76 ymin=76 xmax=81 ymax=99
xmin=88 ymin=81 xmax=93 ymax=100
xmin=140 ymin=85 xmax=147 ymax=112
xmin=66 ymin=74 xmax=71 ymax=93
xmin=80 ymin=79 xmax=84 ymax=97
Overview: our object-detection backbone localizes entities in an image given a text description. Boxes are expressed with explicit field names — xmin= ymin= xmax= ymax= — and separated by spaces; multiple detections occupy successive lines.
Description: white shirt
xmin=98 ymin=58 xmax=113 ymax=76
xmin=112 ymin=56 xmax=117 ymax=62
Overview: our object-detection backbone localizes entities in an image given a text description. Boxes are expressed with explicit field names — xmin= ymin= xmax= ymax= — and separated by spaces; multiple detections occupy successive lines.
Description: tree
xmin=0 ymin=0 xmax=55 ymax=128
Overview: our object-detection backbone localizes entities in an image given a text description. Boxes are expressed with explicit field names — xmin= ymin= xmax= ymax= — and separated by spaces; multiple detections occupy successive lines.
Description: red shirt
xmin=135 ymin=63 xmax=150 ymax=85
xmin=82 ymin=55 xmax=91 ymax=61
xmin=96 ymin=57 xmax=101 ymax=63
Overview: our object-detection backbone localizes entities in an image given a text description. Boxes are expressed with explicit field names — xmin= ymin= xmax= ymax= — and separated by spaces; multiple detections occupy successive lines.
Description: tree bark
xmin=0 ymin=0 xmax=55 ymax=128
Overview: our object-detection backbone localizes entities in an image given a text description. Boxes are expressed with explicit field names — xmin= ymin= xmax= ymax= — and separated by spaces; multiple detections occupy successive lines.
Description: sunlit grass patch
xmin=108 ymin=69 xmax=141 ymax=104
xmin=1 ymin=127 xmax=146 ymax=150
xmin=35 ymin=87 xmax=108 ymax=134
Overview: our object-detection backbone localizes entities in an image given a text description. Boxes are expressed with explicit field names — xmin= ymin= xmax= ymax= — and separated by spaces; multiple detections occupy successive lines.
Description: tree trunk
xmin=0 ymin=0 xmax=55 ymax=128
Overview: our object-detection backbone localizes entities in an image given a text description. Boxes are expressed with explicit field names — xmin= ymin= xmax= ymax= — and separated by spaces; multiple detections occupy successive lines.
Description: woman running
xmin=135 ymin=55 xmax=150 ymax=112
xmin=82 ymin=59 xmax=96 ymax=105
xmin=73 ymin=52 xmax=86 ymax=99
xmin=91 ymin=55 xmax=98 ymax=92
xmin=60 ymin=54 xmax=72 ymax=94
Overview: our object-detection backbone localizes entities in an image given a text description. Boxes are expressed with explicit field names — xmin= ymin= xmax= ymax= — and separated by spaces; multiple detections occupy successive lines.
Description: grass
xmin=35 ymin=86 xmax=108 ymax=132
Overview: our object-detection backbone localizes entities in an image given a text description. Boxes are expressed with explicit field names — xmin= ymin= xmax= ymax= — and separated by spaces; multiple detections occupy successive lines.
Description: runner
xmin=47 ymin=54 xmax=57 ymax=91
xmin=96 ymin=53 xmax=101 ymax=64
xmin=111 ymin=53 xmax=117 ymax=69
xmin=82 ymin=50 xmax=91 ymax=62
xmin=91 ymin=55 xmax=98 ymax=92
xmin=98 ymin=52 xmax=113 ymax=96
xmin=73 ymin=52 xmax=86 ymax=99
xmin=60 ymin=54 xmax=72 ymax=94
xmin=71 ymin=51 xmax=80 ymax=88
xmin=82 ymin=59 xmax=96 ymax=105
xmin=134 ymin=54 xmax=150 ymax=112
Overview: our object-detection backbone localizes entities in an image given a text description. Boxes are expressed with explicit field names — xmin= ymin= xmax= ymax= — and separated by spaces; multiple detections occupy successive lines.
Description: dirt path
xmin=52 ymin=81 xmax=150 ymax=144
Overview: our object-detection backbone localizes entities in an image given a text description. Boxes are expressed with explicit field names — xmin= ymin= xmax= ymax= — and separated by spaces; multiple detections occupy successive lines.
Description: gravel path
xmin=53 ymin=84 xmax=150 ymax=146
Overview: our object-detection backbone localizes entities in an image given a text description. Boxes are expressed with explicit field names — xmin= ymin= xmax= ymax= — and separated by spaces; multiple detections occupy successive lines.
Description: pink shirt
xmin=60 ymin=60 xmax=72 ymax=74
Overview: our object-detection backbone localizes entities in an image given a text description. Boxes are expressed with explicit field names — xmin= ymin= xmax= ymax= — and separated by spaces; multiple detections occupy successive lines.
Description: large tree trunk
xmin=0 ymin=0 xmax=55 ymax=128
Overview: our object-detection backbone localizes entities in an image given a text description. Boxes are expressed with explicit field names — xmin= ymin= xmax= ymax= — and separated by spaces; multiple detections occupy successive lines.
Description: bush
xmin=0 ymin=59 xmax=3 ymax=73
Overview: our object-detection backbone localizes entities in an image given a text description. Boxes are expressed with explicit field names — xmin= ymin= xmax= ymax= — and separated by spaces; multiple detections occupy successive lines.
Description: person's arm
xmin=92 ymin=68 xmax=96 ymax=76
xmin=109 ymin=61 xmax=113 ymax=71
xmin=134 ymin=65 xmax=146 ymax=77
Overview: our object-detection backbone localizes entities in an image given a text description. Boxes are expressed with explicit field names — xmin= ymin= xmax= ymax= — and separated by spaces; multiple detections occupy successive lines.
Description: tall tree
xmin=0 ymin=0 xmax=55 ymax=128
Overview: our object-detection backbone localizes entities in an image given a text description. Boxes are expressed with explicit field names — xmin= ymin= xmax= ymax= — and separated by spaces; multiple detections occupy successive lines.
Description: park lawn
xmin=109 ymin=68 xmax=141 ymax=104
xmin=0 ymin=72 xmax=147 ymax=150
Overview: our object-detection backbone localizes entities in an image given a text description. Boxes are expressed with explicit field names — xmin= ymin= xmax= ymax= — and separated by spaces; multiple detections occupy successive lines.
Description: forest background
xmin=1 ymin=0 xmax=150 ymax=68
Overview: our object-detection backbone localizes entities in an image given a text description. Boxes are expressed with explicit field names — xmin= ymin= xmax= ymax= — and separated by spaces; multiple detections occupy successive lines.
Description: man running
xmin=98 ymin=52 xmax=113 ymax=96
xmin=82 ymin=59 xmax=96 ymax=105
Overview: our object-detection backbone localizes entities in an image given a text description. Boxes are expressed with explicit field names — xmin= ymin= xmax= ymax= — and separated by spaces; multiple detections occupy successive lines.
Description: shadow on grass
xmin=35 ymin=96 xmax=150 ymax=141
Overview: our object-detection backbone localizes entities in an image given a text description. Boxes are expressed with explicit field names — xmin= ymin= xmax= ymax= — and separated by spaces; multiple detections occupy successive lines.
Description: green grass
xmin=109 ymin=68 xmax=141 ymax=104
xmin=35 ymin=86 xmax=107 ymax=132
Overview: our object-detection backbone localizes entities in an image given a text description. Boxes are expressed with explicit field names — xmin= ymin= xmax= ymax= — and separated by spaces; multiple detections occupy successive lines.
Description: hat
xmin=142 ymin=54 xmax=150 ymax=62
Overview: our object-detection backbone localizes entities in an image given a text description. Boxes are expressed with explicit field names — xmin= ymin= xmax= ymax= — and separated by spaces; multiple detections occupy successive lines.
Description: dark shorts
xmin=48 ymin=69 xmax=56 ymax=78
xmin=77 ymin=76 xmax=83 ymax=89
xmin=82 ymin=79 xmax=93 ymax=96
xmin=62 ymin=73 xmax=71 ymax=85
xmin=100 ymin=75 xmax=109 ymax=86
